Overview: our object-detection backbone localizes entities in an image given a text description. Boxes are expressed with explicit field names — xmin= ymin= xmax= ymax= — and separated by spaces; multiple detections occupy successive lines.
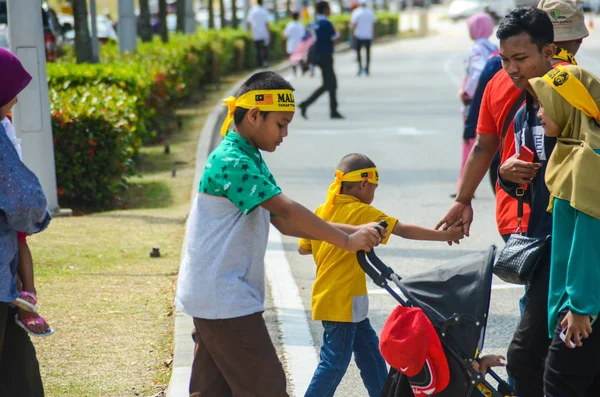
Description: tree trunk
xmin=208 ymin=0 xmax=215 ymax=28
xmin=139 ymin=0 xmax=153 ymax=42
xmin=232 ymin=0 xmax=239 ymax=28
xmin=286 ymin=0 xmax=291 ymax=17
xmin=219 ymin=0 xmax=226 ymax=28
xmin=73 ymin=0 xmax=95 ymax=63
xmin=177 ymin=0 xmax=186 ymax=32
xmin=272 ymin=0 xmax=278 ymax=21
xmin=159 ymin=0 xmax=169 ymax=42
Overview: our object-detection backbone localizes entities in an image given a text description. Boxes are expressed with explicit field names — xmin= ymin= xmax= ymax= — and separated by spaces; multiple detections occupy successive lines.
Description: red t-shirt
xmin=477 ymin=69 xmax=529 ymax=236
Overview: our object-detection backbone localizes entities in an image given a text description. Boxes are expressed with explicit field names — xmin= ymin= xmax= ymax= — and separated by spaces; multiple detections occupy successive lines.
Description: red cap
xmin=380 ymin=306 xmax=450 ymax=396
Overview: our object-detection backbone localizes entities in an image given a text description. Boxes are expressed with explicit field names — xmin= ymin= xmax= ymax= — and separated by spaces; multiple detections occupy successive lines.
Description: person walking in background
xmin=301 ymin=0 xmax=311 ymax=22
xmin=248 ymin=0 xmax=271 ymax=67
xmin=284 ymin=11 xmax=307 ymax=76
xmin=454 ymin=13 xmax=497 ymax=195
xmin=299 ymin=1 xmax=344 ymax=120
xmin=290 ymin=30 xmax=316 ymax=76
xmin=350 ymin=0 xmax=376 ymax=76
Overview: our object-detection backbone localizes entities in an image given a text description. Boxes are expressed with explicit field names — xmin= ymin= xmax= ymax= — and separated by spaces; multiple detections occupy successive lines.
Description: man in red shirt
xmin=436 ymin=0 xmax=587 ymax=241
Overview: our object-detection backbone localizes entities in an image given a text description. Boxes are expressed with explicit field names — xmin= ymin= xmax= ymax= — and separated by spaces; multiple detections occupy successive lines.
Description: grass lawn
xmin=29 ymin=74 xmax=243 ymax=397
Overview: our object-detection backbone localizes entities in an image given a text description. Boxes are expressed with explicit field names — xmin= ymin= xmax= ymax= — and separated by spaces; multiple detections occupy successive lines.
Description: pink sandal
xmin=12 ymin=291 xmax=38 ymax=314
xmin=14 ymin=314 xmax=54 ymax=337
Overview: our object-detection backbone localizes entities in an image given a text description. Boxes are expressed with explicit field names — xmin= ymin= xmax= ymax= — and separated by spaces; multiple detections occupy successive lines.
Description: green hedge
xmin=50 ymin=84 xmax=143 ymax=209
xmin=48 ymin=13 xmax=399 ymax=211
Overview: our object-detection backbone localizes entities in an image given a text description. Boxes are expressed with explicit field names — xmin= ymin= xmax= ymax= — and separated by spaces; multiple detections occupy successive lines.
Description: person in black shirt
xmin=298 ymin=1 xmax=344 ymax=120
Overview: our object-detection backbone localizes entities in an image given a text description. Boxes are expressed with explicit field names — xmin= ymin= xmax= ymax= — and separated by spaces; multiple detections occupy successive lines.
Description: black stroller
xmin=357 ymin=243 xmax=516 ymax=397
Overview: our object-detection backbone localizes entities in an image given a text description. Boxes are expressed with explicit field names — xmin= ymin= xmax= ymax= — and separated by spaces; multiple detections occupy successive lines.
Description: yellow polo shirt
xmin=299 ymin=194 xmax=397 ymax=322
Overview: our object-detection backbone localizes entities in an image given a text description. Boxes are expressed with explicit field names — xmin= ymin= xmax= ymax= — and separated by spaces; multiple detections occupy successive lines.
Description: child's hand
xmin=473 ymin=355 xmax=506 ymax=374
xmin=346 ymin=227 xmax=382 ymax=253
xmin=445 ymin=226 xmax=465 ymax=245
xmin=561 ymin=311 xmax=593 ymax=348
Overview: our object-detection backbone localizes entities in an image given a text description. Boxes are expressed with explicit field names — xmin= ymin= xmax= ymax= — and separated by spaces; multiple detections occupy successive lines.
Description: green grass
xmin=30 ymin=75 xmax=245 ymax=397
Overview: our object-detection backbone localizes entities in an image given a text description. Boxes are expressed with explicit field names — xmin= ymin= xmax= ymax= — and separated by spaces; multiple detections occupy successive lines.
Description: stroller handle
xmin=357 ymin=223 xmax=409 ymax=307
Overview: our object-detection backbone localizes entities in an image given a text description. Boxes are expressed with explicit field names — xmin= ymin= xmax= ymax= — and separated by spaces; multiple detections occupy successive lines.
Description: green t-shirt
xmin=199 ymin=132 xmax=281 ymax=215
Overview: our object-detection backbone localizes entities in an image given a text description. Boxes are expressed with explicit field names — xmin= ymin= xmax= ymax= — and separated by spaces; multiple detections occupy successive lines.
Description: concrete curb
xmin=165 ymin=33 xmax=408 ymax=397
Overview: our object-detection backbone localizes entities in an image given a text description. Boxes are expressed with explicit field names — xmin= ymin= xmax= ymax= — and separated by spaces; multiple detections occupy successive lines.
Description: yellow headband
xmin=323 ymin=168 xmax=379 ymax=213
xmin=541 ymin=66 xmax=600 ymax=122
xmin=220 ymin=89 xmax=296 ymax=136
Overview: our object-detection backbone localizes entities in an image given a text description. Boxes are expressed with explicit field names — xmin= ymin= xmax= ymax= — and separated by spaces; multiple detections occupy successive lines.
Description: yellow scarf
xmin=554 ymin=47 xmax=577 ymax=66
xmin=220 ymin=89 xmax=295 ymax=136
xmin=529 ymin=65 xmax=600 ymax=220
xmin=323 ymin=168 xmax=379 ymax=213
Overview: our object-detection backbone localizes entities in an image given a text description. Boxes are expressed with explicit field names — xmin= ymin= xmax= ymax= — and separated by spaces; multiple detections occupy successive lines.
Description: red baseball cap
xmin=380 ymin=306 xmax=450 ymax=396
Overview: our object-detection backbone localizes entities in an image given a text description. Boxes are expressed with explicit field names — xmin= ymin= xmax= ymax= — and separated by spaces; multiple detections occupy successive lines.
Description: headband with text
xmin=221 ymin=89 xmax=295 ymax=136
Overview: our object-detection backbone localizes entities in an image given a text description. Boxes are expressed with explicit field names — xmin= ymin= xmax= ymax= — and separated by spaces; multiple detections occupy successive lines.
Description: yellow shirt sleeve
xmin=360 ymin=206 xmax=398 ymax=245
xmin=299 ymin=237 xmax=312 ymax=250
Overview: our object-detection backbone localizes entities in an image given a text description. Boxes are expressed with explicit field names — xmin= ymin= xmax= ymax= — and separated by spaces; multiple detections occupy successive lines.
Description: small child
xmin=529 ymin=65 xmax=600 ymax=396
xmin=175 ymin=71 xmax=383 ymax=397
xmin=456 ymin=13 xmax=498 ymax=193
xmin=290 ymin=30 xmax=315 ymax=77
xmin=283 ymin=11 xmax=307 ymax=76
xmin=299 ymin=153 xmax=465 ymax=397
xmin=0 ymin=116 xmax=54 ymax=337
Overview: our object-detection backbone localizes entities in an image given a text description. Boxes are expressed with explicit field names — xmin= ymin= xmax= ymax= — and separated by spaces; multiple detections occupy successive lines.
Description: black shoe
xmin=299 ymin=103 xmax=308 ymax=119
xmin=330 ymin=112 xmax=344 ymax=119
xmin=449 ymin=193 xmax=457 ymax=198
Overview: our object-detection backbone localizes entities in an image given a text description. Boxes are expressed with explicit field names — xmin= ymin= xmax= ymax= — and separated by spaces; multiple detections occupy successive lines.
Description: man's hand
xmin=499 ymin=153 xmax=541 ymax=185
xmin=345 ymin=226 xmax=382 ymax=253
xmin=561 ymin=311 xmax=593 ymax=348
xmin=436 ymin=201 xmax=473 ymax=244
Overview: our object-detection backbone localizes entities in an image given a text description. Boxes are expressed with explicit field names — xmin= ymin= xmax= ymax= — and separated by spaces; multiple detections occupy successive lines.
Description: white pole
xmin=244 ymin=0 xmax=251 ymax=28
xmin=89 ymin=0 xmax=100 ymax=62
xmin=7 ymin=0 xmax=59 ymax=213
xmin=118 ymin=0 xmax=137 ymax=53
xmin=185 ymin=0 xmax=196 ymax=33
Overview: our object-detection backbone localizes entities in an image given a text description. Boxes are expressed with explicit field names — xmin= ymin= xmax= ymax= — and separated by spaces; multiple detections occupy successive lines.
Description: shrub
xmin=50 ymin=85 xmax=143 ymax=210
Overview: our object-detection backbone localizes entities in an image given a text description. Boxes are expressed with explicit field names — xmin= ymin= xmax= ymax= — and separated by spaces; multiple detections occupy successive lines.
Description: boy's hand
xmin=473 ymin=355 xmax=506 ymax=374
xmin=364 ymin=222 xmax=387 ymax=239
xmin=445 ymin=226 xmax=465 ymax=245
xmin=346 ymin=227 xmax=382 ymax=253
xmin=561 ymin=311 xmax=593 ymax=348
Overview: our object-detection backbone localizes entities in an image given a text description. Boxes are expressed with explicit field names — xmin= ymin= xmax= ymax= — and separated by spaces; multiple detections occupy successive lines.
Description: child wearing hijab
xmin=0 ymin=48 xmax=53 ymax=337
xmin=455 ymin=13 xmax=498 ymax=193
xmin=529 ymin=65 xmax=600 ymax=396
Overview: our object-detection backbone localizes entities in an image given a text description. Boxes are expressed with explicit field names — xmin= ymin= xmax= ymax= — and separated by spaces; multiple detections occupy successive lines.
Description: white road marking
xmin=291 ymin=126 xmax=436 ymax=135
xmin=265 ymin=225 xmax=319 ymax=397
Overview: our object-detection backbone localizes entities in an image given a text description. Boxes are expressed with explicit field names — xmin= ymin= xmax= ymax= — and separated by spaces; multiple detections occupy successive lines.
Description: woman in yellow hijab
xmin=529 ymin=65 xmax=600 ymax=395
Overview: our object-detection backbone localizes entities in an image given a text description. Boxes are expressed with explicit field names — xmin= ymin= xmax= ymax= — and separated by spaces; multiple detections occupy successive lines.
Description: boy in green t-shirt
xmin=175 ymin=72 xmax=383 ymax=397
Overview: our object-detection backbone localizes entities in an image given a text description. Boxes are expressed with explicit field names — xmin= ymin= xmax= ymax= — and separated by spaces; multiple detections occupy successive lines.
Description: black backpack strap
xmin=500 ymin=90 xmax=527 ymax=155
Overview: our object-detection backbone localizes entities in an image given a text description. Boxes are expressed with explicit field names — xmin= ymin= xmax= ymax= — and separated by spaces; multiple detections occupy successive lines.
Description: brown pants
xmin=190 ymin=312 xmax=288 ymax=397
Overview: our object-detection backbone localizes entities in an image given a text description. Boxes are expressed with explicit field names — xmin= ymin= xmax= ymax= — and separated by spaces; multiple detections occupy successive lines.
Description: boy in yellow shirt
xmin=299 ymin=153 xmax=465 ymax=397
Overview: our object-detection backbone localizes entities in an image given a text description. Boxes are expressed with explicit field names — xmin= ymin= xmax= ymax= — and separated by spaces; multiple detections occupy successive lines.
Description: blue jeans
xmin=305 ymin=318 xmax=388 ymax=397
